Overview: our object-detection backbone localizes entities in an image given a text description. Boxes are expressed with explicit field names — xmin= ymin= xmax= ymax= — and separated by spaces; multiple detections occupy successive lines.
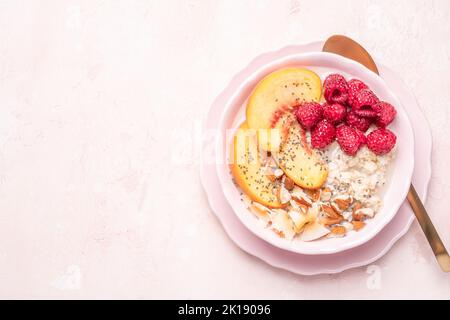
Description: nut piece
xmin=277 ymin=185 xmax=291 ymax=204
xmin=352 ymin=201 xmax=364 ymax=220
xmin=292 ymin=196 xmax=312 ymax=207
xmin=299 ymin=204 xmax=309 ymax=214
xmin=284 ymin=176 xmax=295 ymax=191
xmin=321 ymin=204 xmax=342 ymax=219
xmin=321 ymin=204 xmax=343 ymax=226
xmin=334 ymin=195 xmax=353 ymax=211
xmin=352 ymin=212 xmax=365 ymax=221
xmin=331 ymin=203 xmax=341 ymax=214
xmin=291 ymin=187 xmax=312 ymax=207
xmin=289 ymin=199 xmax=300 ymax=211
xmin=352 ymin=201 xmax=363 ymax=213
xmin=273 ymin=168 xmax=284 ymax=178
xmin=322 ymin=217 xmax=343 ymax=226
xmin=353 ymin=207 xmax=374 ymax=221
xmin=352 ymin=221 xmax=366 ymax=231
xmin=356 ymin=207 xmax=374 ymax=218
xmin=329 ymin=226 xmax=347 ymax=236
xmin=267 ymin=173 xmax=277 ymax=182
xmin=305 ymin=188 xmax=321 ymax=202
xmin=320 ymin=187 xmax=332 ymax=201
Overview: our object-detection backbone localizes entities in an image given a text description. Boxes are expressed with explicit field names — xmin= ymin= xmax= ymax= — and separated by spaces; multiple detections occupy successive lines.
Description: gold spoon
xmin=323 ymin=35 xmax=450 ymax=272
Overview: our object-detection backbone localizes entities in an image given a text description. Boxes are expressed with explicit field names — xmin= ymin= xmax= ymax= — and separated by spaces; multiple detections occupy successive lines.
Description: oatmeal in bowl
xmin=216 ymin=52 xmax=413 ymax=254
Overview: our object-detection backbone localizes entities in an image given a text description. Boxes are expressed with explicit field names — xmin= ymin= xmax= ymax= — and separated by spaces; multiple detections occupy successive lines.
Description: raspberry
xmin=373 ymin=101 xmax=397 ymax=127
xmin=323 ymin=103 xmax=347 ymax=123
xmin=323 ymin=74 xmax=349 ymax=104
xmin=355 ymin=128 xmax=367 ymax=145
xmin=336 ymin=125 xmax=366 ymax=156
xmin=295 ymin=102 xmax=323 ymax=129
xmin=367 ymin=128 xmax=397 ymax=155
xmin=355 ymin=109 xmax=378 ymax=118
xmin=347 ymin=79 xmax=368 ymax=106
xmin=346 ymin=110 xmax=372 ymax=132
xmin=311 ymin=119 xmax=336 ymax=149
xmin=351 ymin=89 xmax=379 ymax=117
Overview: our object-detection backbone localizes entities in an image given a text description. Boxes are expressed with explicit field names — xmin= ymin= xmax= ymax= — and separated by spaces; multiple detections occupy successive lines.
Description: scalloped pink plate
xmin=200 ymin=42 xmax=431 ymax=274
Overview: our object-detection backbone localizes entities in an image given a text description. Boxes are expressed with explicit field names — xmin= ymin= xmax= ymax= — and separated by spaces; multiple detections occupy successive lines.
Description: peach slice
xmin=246 ymin=68 xmax=322 ymax=151
xmin=275 ymin=122 xmax=328 ymax=189
xmin=230 ymin=123 xmax=283 ymax=208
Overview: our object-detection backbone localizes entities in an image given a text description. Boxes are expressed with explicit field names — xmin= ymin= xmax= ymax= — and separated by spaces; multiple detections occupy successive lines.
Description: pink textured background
xmin=0 ymin=0 xmax=449 ymax=299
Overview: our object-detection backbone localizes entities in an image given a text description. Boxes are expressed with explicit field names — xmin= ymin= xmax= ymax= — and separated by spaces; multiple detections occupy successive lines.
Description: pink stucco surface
xmin=0 ymin=0 xmax=449 ymax=299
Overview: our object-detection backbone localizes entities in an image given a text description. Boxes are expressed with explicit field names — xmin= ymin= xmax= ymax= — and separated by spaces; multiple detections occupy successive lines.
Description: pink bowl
xmin=214 ymin=52 xmax=415 ymax=255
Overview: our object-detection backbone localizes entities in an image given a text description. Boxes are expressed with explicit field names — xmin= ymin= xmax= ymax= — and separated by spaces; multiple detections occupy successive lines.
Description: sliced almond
xmin=331 ymin=203 xmax=341 ymax=214
xmin=352 ymin=201 xmax=363 ymax=213
xmin=352 ymin=212 xmax=365 ymax=221
xmin=267 ymin=173 xmax=277 ymax=182
xmin=284 ymin=176 xmax=295 ymax=191
xmin=334 ymin=199 xmax=350 ymax=211
xmin=289 ymin=199 xmax=300 ymax=211
xmin=291 ymin=187 xmax=312 ymax=206
xmin=334 ymin=195 xmax=353 ymax=211
xmin=320 ymin=187 xmax=332 ymax=201
xmin=322 ymin=216 xmax=344 ymax=226
xmin=262 ymin=165 xmax=277 ymax=182
xmin=298 ymin=204 xmax=309 ymax=214
xmin=352 ymin=201 xmax=364 ymax=221
xmin=292 ymin=196 xmax=312 ymax=208
xmin=321 ymin=204 xmax=342 ymax=219
xmin=273 ymin=168 xmax=284 ymax=178
xmin=329 ymin=226 xmax=346 ymax=236
xmin=277 ymin=185 xmax=291 ymax=204
xmin=320 ymin=204 xmax=344 ymax=225
xmin=304 ymin=188 xmax=321 ymax=202
xmin=352 ymin=221 xmax=366 ymax=231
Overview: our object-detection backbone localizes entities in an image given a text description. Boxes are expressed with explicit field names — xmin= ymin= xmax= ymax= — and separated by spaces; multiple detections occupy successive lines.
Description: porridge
xmin=231 ymin=69 xmax=397 ymax=241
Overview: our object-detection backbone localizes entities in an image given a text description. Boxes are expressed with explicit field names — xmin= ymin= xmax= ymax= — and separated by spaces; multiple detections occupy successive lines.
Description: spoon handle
xmin=407 ymin=184 xmax=450 ymax=272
